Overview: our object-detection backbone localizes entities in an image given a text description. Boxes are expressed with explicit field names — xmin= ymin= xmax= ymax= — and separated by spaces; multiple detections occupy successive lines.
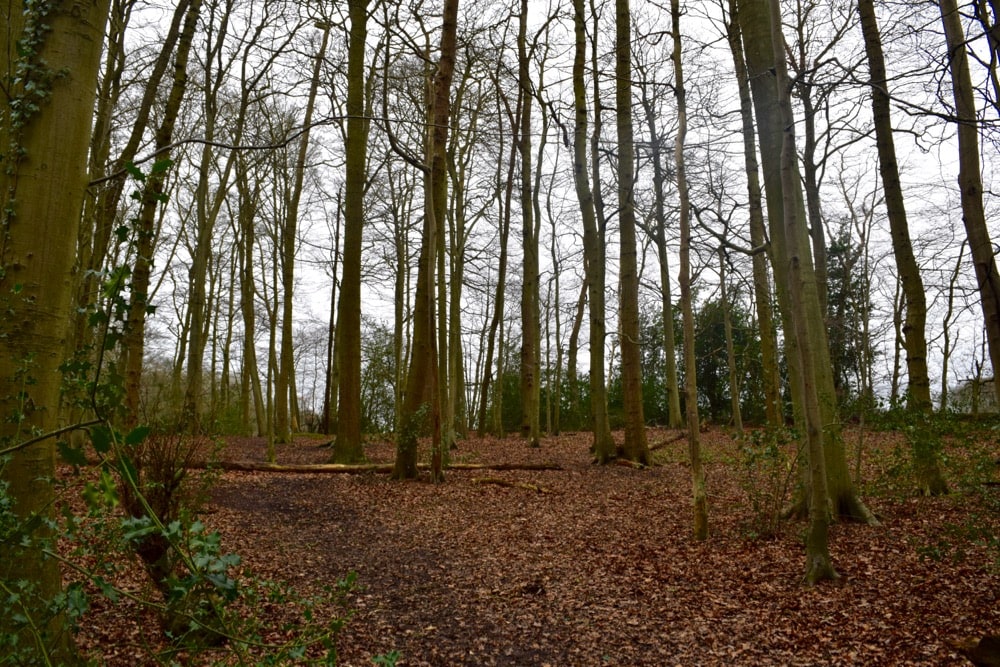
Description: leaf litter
xmin=72 ymin=427 xmax=999 ymax=665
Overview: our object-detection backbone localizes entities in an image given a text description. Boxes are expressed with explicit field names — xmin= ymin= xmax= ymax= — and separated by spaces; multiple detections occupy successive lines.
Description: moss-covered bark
xmin=0 ymin=1 xmax=111 ymax=660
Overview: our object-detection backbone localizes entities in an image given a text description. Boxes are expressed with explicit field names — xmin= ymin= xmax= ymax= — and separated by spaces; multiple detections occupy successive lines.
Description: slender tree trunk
xmin=799 ymin=91 xmax=829 ymax=314
xmin=940 ymin=0 xmax=1000 ymax=405
xmin=477 ymin=87 xmax=514 ymax=437
xmin=236 ymin=160 xmax=266 ymax=436
xmin=767 ymin=0 xmax=837 ymax=584
xmin=565 ymin=279 xmax=588 ymax=430
xmin=719 ymin=251 xmax=744 ymax=436
xmin=725 ymin=0 xmax=783 ymax=427
xmin=394 ymin=0 xmax=459 ymax=481
xmin=638 ymin=86 xmax=683 ymax=429
xmin=517 ymin=0 xmax=542 ymax=449
xmin=671 ymin=0 xmax=707 ymax=538
xmin=941 ymin=241 xmax=967 ymax=411
xmin=615 ymin=0 xmax=649 ymax=464
xmin=573 ymin=0 xmax=614 ymax=460
xmin=124 ymin=0 xmax=202 ymax=429
xmin=322 ymin=198 xmax=342 ymax=436
xmin=72 ymin=0 xmax=189 ymax=364
xmin=335 ymin=2 xmax=369 ymax=463
xmin=274 ymin=23 xmax=329 ymax=443
xmin=740 ymin=0 xmax=875 ymax=524
xmin=859 ymin=0 xmax=945 ymax=495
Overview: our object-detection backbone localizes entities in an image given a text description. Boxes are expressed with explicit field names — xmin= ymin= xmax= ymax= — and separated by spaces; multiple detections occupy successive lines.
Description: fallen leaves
xmin=72 ymin=428 xmax=999 ymax=666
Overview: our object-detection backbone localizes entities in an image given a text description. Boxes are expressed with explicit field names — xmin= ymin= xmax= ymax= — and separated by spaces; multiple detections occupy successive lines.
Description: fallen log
xmin=649 ymin=432 xmax=685 ymax=451
xmin=198 ymin=460 xmax=564 ymax=474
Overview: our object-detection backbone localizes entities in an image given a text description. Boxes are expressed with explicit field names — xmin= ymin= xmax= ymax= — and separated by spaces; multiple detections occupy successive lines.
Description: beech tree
xmin=939 ymin=0 xmax=1000 ymax=405
xmin=1 ymin=1 xmax=111 ymax=658
xmin=858 ymin=0 xmax=946 ymax=495
xmin=722 ymin=0 xmax=783 ymax=428
xmin=124 ymin=0 xmax=203 ymax=428
xmin=764 ymin=0 xmax=837 ymax=585
xmin=517 ymin=0 xmax=542 ymax=448
xmin=334 ymin=0 xmax=370 ymax=463
xmin=739 ymin=0 xmax=874 ymax=525
xmin=393 ymin=0 xmax=460 ymax=481
xmin=615 ymin=0 xmax=650 ymax=465
xmin=671 ymin=0 xmax=708 ymax=539
xmin=572 ymin=0 xmax=614 ymax=460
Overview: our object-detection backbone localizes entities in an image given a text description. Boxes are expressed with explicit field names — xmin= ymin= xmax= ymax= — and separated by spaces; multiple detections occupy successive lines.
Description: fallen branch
xmin=472 ymin=477 xmax=551 ymax=493
xmin=192 ymin=460 xmax=563 ymax=474
xmin=649 ymin=432 xmax=686 ymax=451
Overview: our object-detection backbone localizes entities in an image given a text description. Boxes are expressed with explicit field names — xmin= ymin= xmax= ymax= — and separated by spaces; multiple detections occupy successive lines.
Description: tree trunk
xmin=275 ymin=23 xmax=329 ymax=444
xmin=638 ymin=85 xmax=683 ymax=430
xmin=573 ymin=0 xmax=614 ymax=460
xmin=0 ymin=1 xmax=110 ymax=660
xmin=940 ymin=0 xmax=1000 ymax=406
xmin=236 ymin=159 xmax=266 ymax=436
xmin=766 ymin=0 xmax=837 ymax=584
xmin=394 ymin=0 xmax=459 ymax=481
xmin=123 ymin=0 xmax=202 ymax=428
xmin=725 ymin=0 xmax=783 ymax=428
xmin=719 ymin=251 xmax=745 ymax=437
xmin=615 ymin=0 xmax=650 ymax=464
xmin=859 ymin=0 xmax=946 ymax=495
xmin=321 ymin=201 xmax=340 ymax=436
xmin=477 ymin=82 xmax=514 ymax=437
xmin=940 ymin=241 xmax=966 ymax=411
xmin=72 ymin=0 xmax=189 ymax=366
xmin=518 ymin=0 xmax=542 ymax=449
xmin=335 ymin=2 xmax=369 ymax=463
xmin=739 ymin=0 xmax=874 ymax=524
xmin=673 ymin=0 xmax=708 ymax=538
xmin=565 ymin=279 xmax=588 ymax=430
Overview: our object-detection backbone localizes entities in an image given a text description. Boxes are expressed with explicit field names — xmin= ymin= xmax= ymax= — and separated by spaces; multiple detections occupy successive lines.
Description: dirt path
xmin=195 ymin=430 xmax=999 ymax=666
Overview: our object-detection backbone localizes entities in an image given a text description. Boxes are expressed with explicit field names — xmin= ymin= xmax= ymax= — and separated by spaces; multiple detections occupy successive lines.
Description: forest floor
xmin=73 ymin=426 xmax=1000 ymax=666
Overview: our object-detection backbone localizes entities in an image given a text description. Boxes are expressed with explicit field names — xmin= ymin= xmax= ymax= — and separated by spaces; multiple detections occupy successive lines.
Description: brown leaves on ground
xmin=75 ymin=428 xmax=999 ymax=666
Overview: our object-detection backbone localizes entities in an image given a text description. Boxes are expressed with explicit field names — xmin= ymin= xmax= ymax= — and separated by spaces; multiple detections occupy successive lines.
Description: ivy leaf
xmin=124 ymin=425 xmax=150 ymax=447
xmin=151 ymin=158 xmax=174 ymax=175
xmin=124 ymin=162 xmax=145 ymax=181
xmin=89 ymin=424 xmax=113 ymax=454
xmin=57 ymin=440 xmax=88 ymax=467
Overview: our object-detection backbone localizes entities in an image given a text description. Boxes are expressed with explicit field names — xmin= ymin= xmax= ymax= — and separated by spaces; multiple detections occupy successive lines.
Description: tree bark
xmin=273 ymin=23 xmax=328 ymax=444
xmin=334 ymin=2 xmax=369 ymax=464
xmin=0 ymin=1 xmax=111 ymax=660
xmin=123 ymin=0 xmax=202 ymax=428
xmin=673 ymin=0 xmax=708 ymax=538
xmin=859 ymin=0 xmax=945 ymax=495
xmin=739 ymin=0 xmax=874 ymax=524
xmin=572 ymin=0 xmax=614 ymax=460
xmin=939 ymin=0 xmax=1000 ymax=407
xmin=724 ymin=0 xmax=783 ymax=428
xmin=393 ymin=0 xmax=459 ymax=481
xmin=766 ymin=0 xmax=837 ymax=584
xmin=638 ymin=85 xmax=683 ymax=430
xmin=518 ymin=0 xmax=542 ymax=449
xmin=615 ymin=0 xmax=650 ymax=464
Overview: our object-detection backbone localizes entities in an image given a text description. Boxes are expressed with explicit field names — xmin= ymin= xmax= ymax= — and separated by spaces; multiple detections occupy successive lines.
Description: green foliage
xmin=360 ymin=316 xmax=397 ymax=435
xmin=0 ymin=419 xmax=355 ymax=664
xmin=1 ymin=159 xmax=354 ymax=664
xmin=736 ymin=427 xmax=800 ymax=539
xmin=690 ymin=298 xmax=766 ymax=426
xmin=605 ymin=300 xmax=767 ymax=429
xmin=824 ymin=221 xmax=877 ymax=407
xmin=373 ymin=650 xmax=402 ymax=666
